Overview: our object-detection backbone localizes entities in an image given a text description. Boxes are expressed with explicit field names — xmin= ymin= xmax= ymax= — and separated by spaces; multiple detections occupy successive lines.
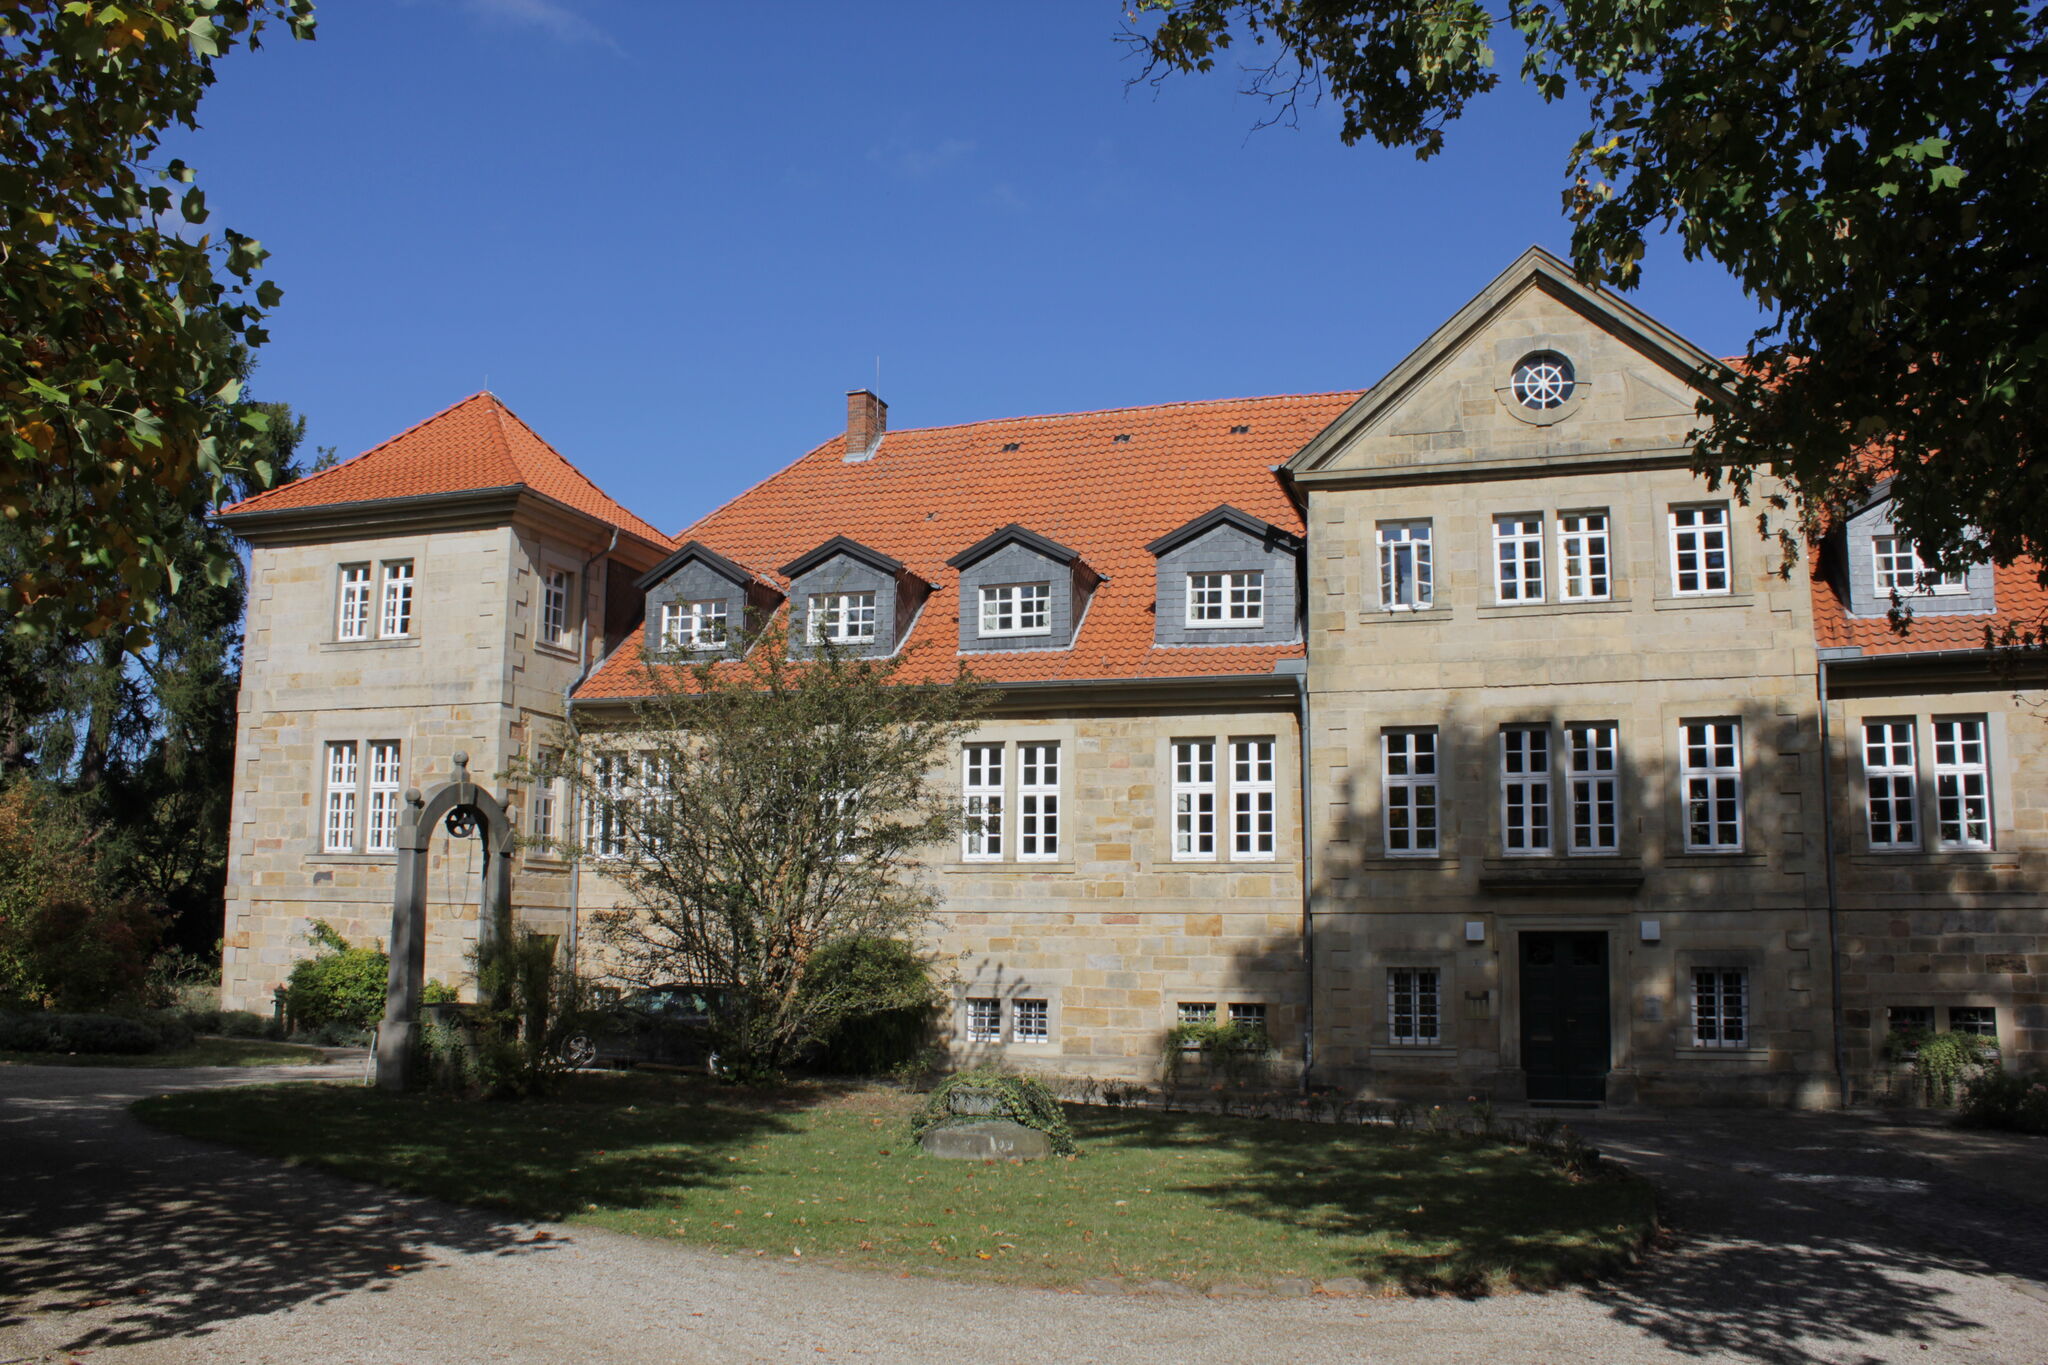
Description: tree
xmin=539 ymin=625 xmax=990 ymax=1080
xmin=1130 ymin=1 xmax=2048 ymax=628
xmin=1 ymin=0 xmax=315 ymax=647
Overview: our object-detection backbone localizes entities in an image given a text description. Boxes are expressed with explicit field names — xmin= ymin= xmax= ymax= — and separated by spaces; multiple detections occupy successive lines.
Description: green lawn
xmin=134 ymin=1073 xmax=1652 ymax=1293
xmin=2 ymin=1037 xmax=326 ymax=1068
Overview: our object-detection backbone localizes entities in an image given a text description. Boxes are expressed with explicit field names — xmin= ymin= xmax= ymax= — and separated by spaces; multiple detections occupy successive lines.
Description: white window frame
xmin=1012 ymin=997 xmax=1050 ymax=1044
xmin=1679 ymin=719 xmax=1743 ymax=852
xmin=1377 ymin=521 xmax=1433 ymax=611
xmin=1565 ymin=722 xmax=1620 ymax=854
xmin=1669 ymin=504 xmax=1731 ymax=596
xmin=586 ymin=752 xmax=627 ymax=860
xmin=1692 ymin=968 xmax=1749 ymax=1049
xmin=1227 ymin=1001 xmax=1268 ymax=1035
xmin=337 ymin=564 xmax=372 ymax=642
xmin=1171 ymin=738 xmax=1218 ymax=861
xmin=530 ymin=746 xmax=560 ymax=847
xmin=961 ymin=743 xmax=1005 ymax=861
xmin=1230 ymin=737 xmax=1277 ymax=861
xmin=965 ymin=997 xmax=1002 ymax=1043
xmin=1186 ymin=570 xmax=1265 ymax=627
xmin=660 ymin=599 xmax=729 ymax=651
xmin=1387 ymin=968 xmax=1441 ymax=1046
xmin=1492 ymin=514 xmax=1545 ymax=604
xmin=807 ymin=591 xmax=877 ymax=645
xmin=1557 ymin=511 xmax=1611 ymax=602
xmin=1872 ymin=536 xmax=1965 ymax=596
xmin=1017 ymin=742 xmax=1060 ymax=861
xmin=978 ymin=582 xmax=1053 ymax=638
xmin=1177 ymin=1001 xmax=1217 ymax=1026
xmin=1862 ymin=719 xmax=1919 ymax=851
xmin=1499 ymin=726 xmax=1553 ymax=856
xmin=365 ymin=741 xmax=403 ymax=854
xmin=1382 ymin=728 xmax=1440 ymax=857
xmin=378 ymin=561 xmax=414 ymax=639
xmin=541 ymin=569 xmax=574 ymax=649
xmin=322 ymin=741 xmax=359 ymax=853
xmin=1932 ymin=716 xmax=1992 ymax=850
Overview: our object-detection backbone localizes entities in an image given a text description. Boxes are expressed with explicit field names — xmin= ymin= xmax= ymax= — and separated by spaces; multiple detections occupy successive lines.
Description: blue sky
xmin=177 ymin=0 xmax=1767 ymax=535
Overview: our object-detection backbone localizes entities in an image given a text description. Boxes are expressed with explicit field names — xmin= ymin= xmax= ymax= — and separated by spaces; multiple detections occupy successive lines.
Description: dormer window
xmin=979 ymin=583 xmax=1052 ymax=637
xmin=660 ymin=599 xmax=729 ymax=651
xmin=808 ymin=591 xmax=877 ymax=645
xmin=1873 ymin=536 xmax=1965 ymax=596
xmin=1187 ymin=571 xmax=1263 ymax=627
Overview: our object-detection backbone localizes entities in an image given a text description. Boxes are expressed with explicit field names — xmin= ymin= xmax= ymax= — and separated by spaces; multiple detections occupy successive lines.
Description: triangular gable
xmin=946 ymin=523 xmax=1082 ymax=571
xmin=780 ymin=535 xmax=910 ymax=582
xmin=1145 ymin=504 xmax=1303 ymax=558
xmin=633 ymin=540 xmax=770 ymax=594
xmin=1287 ymin=246 xmax=1734 ymax=476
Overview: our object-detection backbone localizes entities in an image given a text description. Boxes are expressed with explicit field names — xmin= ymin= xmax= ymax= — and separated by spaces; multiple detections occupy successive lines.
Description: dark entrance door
xmin=1520 ymin=931 xmax=1612 ymax=1104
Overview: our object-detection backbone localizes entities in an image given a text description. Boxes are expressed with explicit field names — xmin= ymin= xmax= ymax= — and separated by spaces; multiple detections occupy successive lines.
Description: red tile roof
xmin=576 ymin=391 xmax=1362 ymax=700
xmin=218 ymin=392 xmax=673 ymax=549
xmin=1812 ymin=559 xmax=2048 ymax=655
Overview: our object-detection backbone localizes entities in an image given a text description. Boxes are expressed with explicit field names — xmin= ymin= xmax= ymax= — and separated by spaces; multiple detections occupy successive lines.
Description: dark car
xmin=560 ymin=985 xmax=724 ymax=1072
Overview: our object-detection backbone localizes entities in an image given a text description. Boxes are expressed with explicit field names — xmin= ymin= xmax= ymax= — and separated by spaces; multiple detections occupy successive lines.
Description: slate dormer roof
xmin=1146 ymin=505 xmax=1304 ymax=558
xmin=574 ymin=389 xmax=1359 ymax=700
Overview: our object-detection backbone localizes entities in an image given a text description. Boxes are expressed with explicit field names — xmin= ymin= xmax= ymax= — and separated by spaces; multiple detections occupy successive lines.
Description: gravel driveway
xmin=1 ymin=1062 xmax=2043 ymax=1365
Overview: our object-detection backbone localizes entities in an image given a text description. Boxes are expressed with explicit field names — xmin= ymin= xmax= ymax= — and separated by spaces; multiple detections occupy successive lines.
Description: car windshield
xmin=624 ymin=987 xmax=716 ymax=1018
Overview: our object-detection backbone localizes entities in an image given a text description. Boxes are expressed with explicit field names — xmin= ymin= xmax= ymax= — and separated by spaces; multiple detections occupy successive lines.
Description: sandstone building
xmin=218 ymin=249 xmax=2045 ymax=1105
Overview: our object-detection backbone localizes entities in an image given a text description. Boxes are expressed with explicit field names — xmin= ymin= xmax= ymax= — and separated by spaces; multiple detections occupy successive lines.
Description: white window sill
xmin=305 ymin=852 xmax=397 ymax=866
xmin=320 ymin=637 xmax=420 ymax=652
xmin=1184 ymin=619 xmax=1266 ymax=630
xmin=1475 ymin=598 xmax=1632 ymax=620
xmin=1359 ymin=606 xmax=1441 ymax=623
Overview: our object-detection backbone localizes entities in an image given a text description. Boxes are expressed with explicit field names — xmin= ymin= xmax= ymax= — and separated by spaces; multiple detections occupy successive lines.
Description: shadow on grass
xmin=1069 ymin=1106 xmax=1651 ymax=1295
xmin=0 ymin=1070 xmax=811 ymax=1355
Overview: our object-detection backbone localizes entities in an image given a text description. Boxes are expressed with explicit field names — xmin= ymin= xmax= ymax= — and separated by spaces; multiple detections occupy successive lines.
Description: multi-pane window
xmin=1172 ymin=739 xmax=1218 ymax=860
xmin=1669 ymin=504 xmax=1731 ymax=595
xmin=1013 ymin=998 xmax=1050 ymax=1043
xmin=1230 ymin=738 xmax=1276 ymax=860
xmin=1387 ymin=968 xmax=1441 ymax=1045
xmin=1177 ymin=1001 xmax=1217 ymax=1026
xmin=1949 ymin=1006 xmax=1997 ymax=1040
xmin=1227 ymin=1002 xmax=1268 ymax=1036
xmin=1933 ymin=717 xmax=1992 ymax=849
xmin=1565 ymin=723 xmax=1619 ymax=854
xmin=1680 ymin=720 xmax=1742 ymax=851
xmin=808 ymin=591 xmax=877 ymax=645
xmin=365 ymin=741 xmax=403 ymax=853
xmin=337 ymin=565 xmax=372 ymax=641
xmin=1017 ymin=742 xmax=1060 ymax=860
xmin=962 ymin=743 xmax=1005 ymax=860
xmin=1187 ymin=571 xmax=1265 ymax=626
xmin=530 ymin=747 xmax=560 ymax=846
xmin=1500 ymin=728 xmax=1552 ymax=855
xmin=1872 ymin=537 xmax=1964 ymax=595
xmin=1493 ymin=515 xmax=1545 ymax=603
xmin=979 ymin=583 xmax=1052 ymax=637
xmin=1692 ymin=969 xmax=1749 ymax=1048
xmin=1863 ymin=720 xmax=1919 ymax=850
xmin=379 ymin=561 xmax=414 ymax=638
xmin=965 ymin=997 xmax=1002 ymax=1042
xmin=1378 ymin=522 xmax=1433 ymax=610
xmin=1382 ymin=729 xmax=1439 ymax=856
xmin=1557 ymin=512 xmax=1611 ymax=601
xmin=322 ymin=742 xmax=359 ymax=852
xmin=541 ymin=570 xmax=573 ymax=648
xmin=661 ymin=600 xmax=728 ymax=651
xmin=587 ymin=752 xmax=626 ymax=859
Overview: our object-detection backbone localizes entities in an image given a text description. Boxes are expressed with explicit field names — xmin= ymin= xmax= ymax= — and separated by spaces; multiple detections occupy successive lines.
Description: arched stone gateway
xmin=374 ymin=752 xmax=514 ymax=1091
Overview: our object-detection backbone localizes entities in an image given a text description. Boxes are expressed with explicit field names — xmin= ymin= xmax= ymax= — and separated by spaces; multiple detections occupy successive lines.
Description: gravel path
xmin=1 ymin=1063 xmax=2043 ymax=1365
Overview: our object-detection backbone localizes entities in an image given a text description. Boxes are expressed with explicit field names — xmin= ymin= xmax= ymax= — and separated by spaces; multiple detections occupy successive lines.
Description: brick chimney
xmin=845 ymin=389 xmax=886 ymax=462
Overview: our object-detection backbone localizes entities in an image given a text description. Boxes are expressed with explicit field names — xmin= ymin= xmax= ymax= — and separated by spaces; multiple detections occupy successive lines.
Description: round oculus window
xmin=1510 ymin=351 xmax=1576 ymax=410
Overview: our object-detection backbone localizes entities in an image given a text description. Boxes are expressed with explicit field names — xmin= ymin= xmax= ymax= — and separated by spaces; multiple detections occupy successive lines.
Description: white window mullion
xmin=1492 ymin=515 xmax=1545 ymax=603
xmin=1500 ymin=727 xmax=1552 ymax=855
xmin=962 ymin=743 xmax=1005 ymax=860
xmin=1230 ymin=737 xmax=1276 ymax=860
xmin=1557 ymin=512 xmax=1611 ymax=601
xmin=1378 ymin=522 xmax=1433 ymax=611
xmin=1388 ymin=968 xmax=1441 ymax=1045
xmin=1933 ymin=717 xmax=1992 ymax=849
xmin=365 ymin=741 xmax=402 ymax=853
xmin=1863 ymin=720 xmax=1919 ymax=850
xmin=323 ymin=741 xmax=359 ymax=852
xmin=1669 ymin=504 xmax=1731 ymax=596
xmin=1172 ymin=739 xmax=1216 ymax=860
xmin=1382 ymin=728 xmax=1439 ymax=856
xmin=337 ymin=565 xmax=371 ymax=641
xmin=979 ymin=583 xmax=1052 ymax=638
xmin=1566 ymin=722 xmax=1619 ymax=854
xmin=1693 ymin=969 xmax=1748 ymax=1048
xmin=1017 ymin=742 xmax=1059 ymax=860
xmin=1680 ymin=720 xmax=1743 ymax=851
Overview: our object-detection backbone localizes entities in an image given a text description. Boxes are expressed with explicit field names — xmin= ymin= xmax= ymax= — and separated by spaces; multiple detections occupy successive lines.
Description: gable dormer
xmin=780 ymin=536 xmax=931 ymax=657
xmin=1146 ymin=505 xmax=1303 ymax=646
xmin=1838 ymin=492 xmax=1996 ymax=618
xmin=946 ymin=524 xmax=1099 ymax=653
xmin=634 ymin=541 xmax=781 ymax=656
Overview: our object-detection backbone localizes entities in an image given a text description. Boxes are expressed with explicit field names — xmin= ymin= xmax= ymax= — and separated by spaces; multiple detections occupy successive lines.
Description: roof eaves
xmin=1145 ymin=504 xmax=1303 ymax=557
xmin=634 ymin=540 xmax=773 ymax=593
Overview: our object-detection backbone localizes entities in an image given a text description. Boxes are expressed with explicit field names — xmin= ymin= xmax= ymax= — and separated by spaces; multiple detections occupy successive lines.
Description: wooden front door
xmin=1520 ymin=931 xmax=1612 ymax=1104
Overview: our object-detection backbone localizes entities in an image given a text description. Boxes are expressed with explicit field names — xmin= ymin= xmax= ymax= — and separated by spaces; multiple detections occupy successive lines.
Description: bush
xmin=1912 ymin=1030 xmax=1998 ymax=1106
xmin=0 ymin=785 xmax=163 ymax=1010
xmin=0 ymin=1011 xmax=160 ymax=1054
xmin=424 ymin=933 xmax=589 ymax=1099
xmin=1957 ymin=1069 xmax=2048 ymax=1134
xmin=141 ymin=947 xmax=219 ymax=1009
xmin=1159 ymin=1019 xmax=1272 ymax=1087
xmin=804 ymin=936 xmax=944 ymax=1076
xmin=284 ymin=921 xmax=388 ymax=1032
xmin=175 ymin=1007 xmax=278 ymax=1040
xmin=910 ymin=1068 xmax=1077 ymax=1156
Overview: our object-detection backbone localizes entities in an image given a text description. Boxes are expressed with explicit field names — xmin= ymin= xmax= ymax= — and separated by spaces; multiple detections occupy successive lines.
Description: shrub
xmin=804 ymin=936 xmax=944 ymax=1076
xmin=141 ymin=947 xmax=219 ymax=1009
xmin=1159 ymin=1019 xmax=1272 ymax=1087
xmin=284 ymin=921 xmax=388 ymax=1031
xmin=910 ymin=1067 xmax=1077 ymax=1156
xmin=0 ymin=786 xmax=163 ymax=1010
xmin=425 ymin=933 xmax=589 ymax=1099
xmin=0 ymin=1011 xmax=160 ymax=1054
xmin=1913 ymin=1030 xmax=1998 ymax=1106
xmin=1957 ymin=1069 xmax=2048 ymax=1134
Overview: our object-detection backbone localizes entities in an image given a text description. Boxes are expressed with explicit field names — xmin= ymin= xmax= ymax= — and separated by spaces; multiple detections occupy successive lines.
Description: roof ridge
xmin=225 ymin=389 xmax=498 ymax=515
xmin=878 ymin=388 xmax=1368 ymax=439
xmin=673 ymin=432 xmax=845 ymax=545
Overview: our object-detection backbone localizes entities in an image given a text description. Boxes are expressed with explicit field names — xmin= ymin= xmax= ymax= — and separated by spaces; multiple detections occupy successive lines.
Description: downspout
xmin=1277 ymin=657 xmax=1315 ymax=1093
xmin=1816 ymin=654 xmax=1849 ymax=1107
xmin=562 ymin=527 xmax=621 ymax=970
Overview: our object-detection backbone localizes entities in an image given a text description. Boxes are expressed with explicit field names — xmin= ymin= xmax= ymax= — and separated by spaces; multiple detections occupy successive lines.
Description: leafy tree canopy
xmin=1 ymin=0 xmax=314 ymax=647
xmin=1131 ymin=1 xmax=2048 ymax=618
